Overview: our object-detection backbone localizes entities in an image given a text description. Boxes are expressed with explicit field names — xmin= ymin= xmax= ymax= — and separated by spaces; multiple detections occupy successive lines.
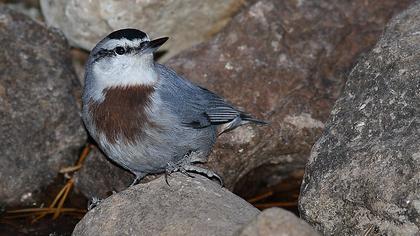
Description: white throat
xmin=91 ymin=54 xmax=157 ymax=101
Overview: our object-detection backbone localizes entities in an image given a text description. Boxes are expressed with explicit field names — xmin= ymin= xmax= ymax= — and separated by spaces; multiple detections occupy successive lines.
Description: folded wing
xmin=156 ymin=64 xmax=267 ymax=134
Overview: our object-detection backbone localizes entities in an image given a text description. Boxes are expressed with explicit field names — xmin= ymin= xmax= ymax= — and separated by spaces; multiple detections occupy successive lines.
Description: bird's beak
xmin=143 ymin=37 xmax=169 ymax=53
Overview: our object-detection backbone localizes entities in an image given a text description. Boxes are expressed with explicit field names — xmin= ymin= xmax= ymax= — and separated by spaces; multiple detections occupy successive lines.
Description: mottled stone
xmin=1 ymin=0 xmax=42 ymax=21
xmin=168 ymin=0 xmax=415 ymax=191
xmin=0 ymin=6 xmax=86 ymax=205
xmin=40 ymin=0 xmax=248 ymax=60
xmin=73 ymin=173 xmax=260 ymax=236
xmin=236 ymin=208 xmax=320 ymax=236
xmin=299 ymin=2 xmax=420 ymax=235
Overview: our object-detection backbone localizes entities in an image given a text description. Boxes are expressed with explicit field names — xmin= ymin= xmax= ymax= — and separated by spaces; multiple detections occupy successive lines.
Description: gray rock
xmin=72 ymin=173 xmax=260 ymax=236
xmin=0 ymin=6 xmax=86 ymax=206
xmin=39 ymin=0 xmax=247 ymax=61
xmin=299 ymin=2 xmax=420 ymax=235
xmin=2 ymin=0 xmax=42 ymax=21
xmin=167 ymin=0 xmax=415 ymax=191
xmin=236 ymin=208 xmax=320 ymax=236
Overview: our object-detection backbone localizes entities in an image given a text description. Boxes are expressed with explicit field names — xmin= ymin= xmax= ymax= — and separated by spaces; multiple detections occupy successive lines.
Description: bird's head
xmin=85 ymin=28 xmax=168 ymax=98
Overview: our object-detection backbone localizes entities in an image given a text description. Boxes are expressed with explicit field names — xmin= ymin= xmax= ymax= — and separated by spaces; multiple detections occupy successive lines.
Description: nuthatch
xmin=82 ymin=28 xmax=266 ymax=186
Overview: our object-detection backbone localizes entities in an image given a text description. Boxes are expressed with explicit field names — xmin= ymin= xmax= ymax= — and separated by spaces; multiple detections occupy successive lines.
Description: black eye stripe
xmin=93 ymin=45 xmax=142 ymax=62
xmin=125 ymin=47 xmax=133 ymax=54
xmin=93 ymin=49 xmax=114 ymax=62
xmin=114 ymin=46 xmax=138 ymax=54
xmin=112 ymin=46 xmax=137 ymax=55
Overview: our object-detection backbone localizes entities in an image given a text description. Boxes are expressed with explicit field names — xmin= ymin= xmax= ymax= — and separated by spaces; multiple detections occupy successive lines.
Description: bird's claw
xmin=165 ymin=160 xmax=223 ymax=187
xmin=165 ymin=167 xmax=173 ymax=186
xmin=129 ymin=173 xmax=146 ymax=187
xmin=165 ymin=161 xmax=178 ymax=186
xmin=165 ymin=161 xmax=195 ymax=185
xmin=87 ymin=197 xmax=102 ymax=210
xmin=183 ymin=165 xmax=224 ymax=187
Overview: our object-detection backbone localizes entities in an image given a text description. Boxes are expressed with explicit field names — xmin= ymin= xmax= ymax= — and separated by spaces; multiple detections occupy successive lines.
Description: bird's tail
xmin=241 ymin=114 xmax=269 ymax=125
xmin=217 ymin=114 xmax=268 ymax=136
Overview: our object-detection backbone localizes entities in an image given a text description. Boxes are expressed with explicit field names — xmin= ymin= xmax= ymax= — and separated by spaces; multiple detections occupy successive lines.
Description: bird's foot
xmin=165 ymin=158 xmax=223 ymax=187
xmin=182 ymin=164 xmax=223 ymax=187
xmin=129 ymin=173 xmax=146 ymax=187
xmin=184 ymin=150 xmax=207 ymax=164
xmin=164 ymin=162 xmax=177 ymax=185
xmin=87 ymin=190 xmax=118 ymax=211
xmin=165 ymin=161 xmax=195 ymax=185
xmin=87 ymin=197 xmax=102 ymax=211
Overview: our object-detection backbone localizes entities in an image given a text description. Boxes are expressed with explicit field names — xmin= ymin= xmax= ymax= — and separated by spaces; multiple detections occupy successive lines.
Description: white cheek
xmin=93 ymin=58 xmax=121 ymax=87
xmin=97 ymin=60 xmax=115 ymax=73
xmin=91 ymin=54 xmax=158 ymax=100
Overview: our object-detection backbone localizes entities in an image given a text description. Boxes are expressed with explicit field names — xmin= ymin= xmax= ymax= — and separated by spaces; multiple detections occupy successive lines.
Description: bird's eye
xmin=115 ymin=46 xmax=126 ymax=55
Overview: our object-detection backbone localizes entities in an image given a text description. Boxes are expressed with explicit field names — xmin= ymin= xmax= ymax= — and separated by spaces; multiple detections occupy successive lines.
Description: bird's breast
xmin=88 ymin=85 xmax=156 ymax=144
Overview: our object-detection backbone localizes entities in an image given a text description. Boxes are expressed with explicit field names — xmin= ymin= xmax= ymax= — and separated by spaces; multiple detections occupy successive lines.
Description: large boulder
xmin=299 ymin=2 xmax=420 ymax=235
xmin=0 ymin=6 xmax=86 ymax=206
xmin=39 ymin=0 xmax=248 ymax=60
xmin=236 ymin=207 xmax=320 ymax=236
xmin=73 ymin=173 xmax=260 ymax=236
xmin=167 ymin=0 xmax=415 ymax=191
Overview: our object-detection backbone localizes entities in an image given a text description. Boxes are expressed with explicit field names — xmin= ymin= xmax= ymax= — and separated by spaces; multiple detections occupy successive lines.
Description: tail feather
xmin=240 ymin=114 xmax=269 ymax=125
xmin=218 ymin=114 xmax=268 ymax=136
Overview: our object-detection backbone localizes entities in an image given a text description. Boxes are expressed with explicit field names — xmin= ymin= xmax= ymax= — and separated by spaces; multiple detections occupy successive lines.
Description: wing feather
xmin=155 ymin=64 xmax=266 ymax=130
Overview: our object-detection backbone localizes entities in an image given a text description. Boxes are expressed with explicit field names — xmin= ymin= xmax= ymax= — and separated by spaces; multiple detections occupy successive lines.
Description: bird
xmin=82 ymin=28 xmax=266 ymax=187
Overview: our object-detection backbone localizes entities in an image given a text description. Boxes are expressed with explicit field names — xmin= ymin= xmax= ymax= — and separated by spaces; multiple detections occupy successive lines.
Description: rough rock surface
xmin=236 ymin=207 xmax=320 ymax=236
xmin=1 ymin=0 xmax=42 ymax=21
xmin=167 ymin=0 xmax=415 ymax=190
xmin=72 ymin=173 xmax=260 ymax=236
xmin=39 ymin=0 xmax=248 ymax=60
xmin=299 ymin=2 xmax=420 ymax=235
xmin=0 ymin=6 xmax=86 ymax=205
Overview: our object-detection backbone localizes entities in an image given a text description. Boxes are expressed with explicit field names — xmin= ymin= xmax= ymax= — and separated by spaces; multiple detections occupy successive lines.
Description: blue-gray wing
xmin=155 ymin=64 xmax=265 ymax=131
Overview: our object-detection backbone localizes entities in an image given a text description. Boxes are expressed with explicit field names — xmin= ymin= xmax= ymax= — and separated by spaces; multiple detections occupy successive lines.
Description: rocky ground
xmin=0 ymin=0 xmax=419 ymax=235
